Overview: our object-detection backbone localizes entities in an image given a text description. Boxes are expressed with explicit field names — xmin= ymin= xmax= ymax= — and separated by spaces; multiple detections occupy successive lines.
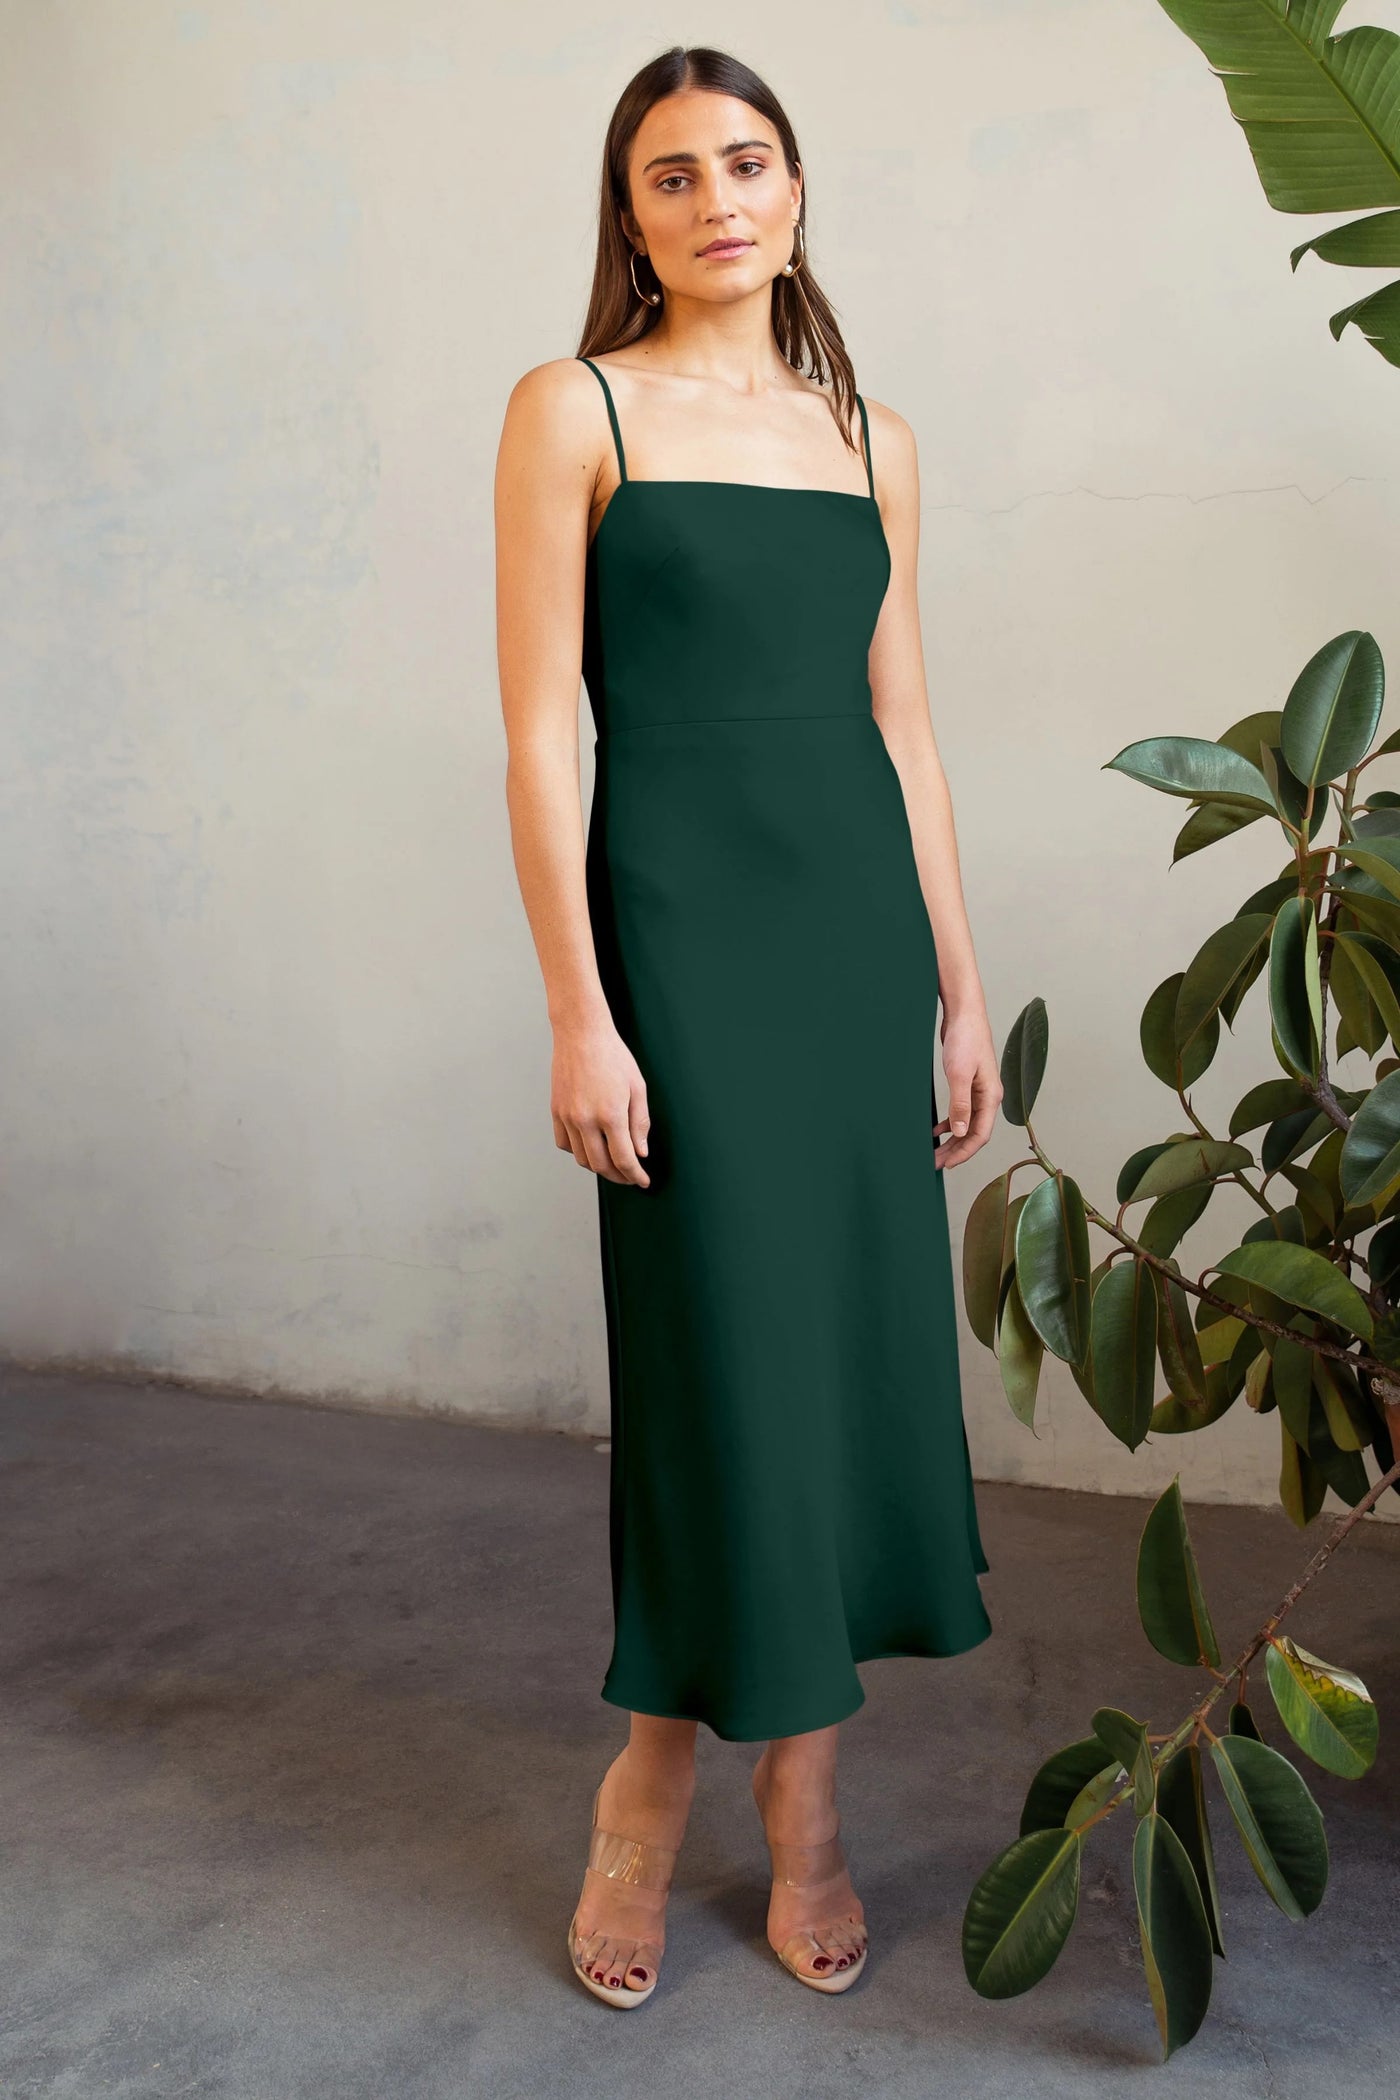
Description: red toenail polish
xmin=629 ymin=1967 xmax=646 ymax=1979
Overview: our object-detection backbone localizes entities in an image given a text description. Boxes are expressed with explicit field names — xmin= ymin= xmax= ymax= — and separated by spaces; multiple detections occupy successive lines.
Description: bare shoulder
xmin=858 ymin=393 xmax=915 ymax=470
xmin=503 ymin=354 xmax=605 ymax=436
xmin=497 ymin=355 xmax=619 ymax=513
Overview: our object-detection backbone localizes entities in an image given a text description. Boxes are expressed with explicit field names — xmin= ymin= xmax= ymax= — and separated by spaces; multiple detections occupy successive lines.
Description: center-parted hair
xmin=577 ymin=44 xmax=863 ymax=455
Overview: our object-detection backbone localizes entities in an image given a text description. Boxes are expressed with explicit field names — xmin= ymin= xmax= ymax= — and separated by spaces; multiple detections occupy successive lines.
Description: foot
xmin=571 ymin=1745 xmax=694 ymax=1995
xmin=751 ymin=1745 xmax=867 ymax=1982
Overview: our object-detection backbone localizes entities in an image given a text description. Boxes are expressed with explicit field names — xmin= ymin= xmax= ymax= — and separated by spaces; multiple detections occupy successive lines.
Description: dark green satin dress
xmin=578 ymin=355 xmax=991 ymax=1742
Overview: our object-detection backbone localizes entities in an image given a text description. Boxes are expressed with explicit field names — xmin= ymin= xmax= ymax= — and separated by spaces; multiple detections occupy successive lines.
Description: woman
xmin=495 ymin=45 xmax=1001 ymax=2007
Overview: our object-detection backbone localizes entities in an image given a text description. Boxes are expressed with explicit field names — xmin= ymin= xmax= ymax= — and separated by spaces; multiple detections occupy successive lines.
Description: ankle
xmin=604 ymin=1744 xmax=695 ymax=1819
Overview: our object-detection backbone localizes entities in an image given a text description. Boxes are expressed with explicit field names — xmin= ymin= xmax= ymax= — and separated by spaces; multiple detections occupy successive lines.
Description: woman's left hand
xmin=933 ymin=1005 xmax=1003 ymax=1168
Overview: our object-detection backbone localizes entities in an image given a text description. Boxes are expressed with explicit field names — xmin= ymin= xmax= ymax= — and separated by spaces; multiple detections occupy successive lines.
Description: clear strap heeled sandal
xmin=566 ymin=1780 xmax=681 ymax=2009
xmin=764 ymin=1824 xmax=869 ymax=1992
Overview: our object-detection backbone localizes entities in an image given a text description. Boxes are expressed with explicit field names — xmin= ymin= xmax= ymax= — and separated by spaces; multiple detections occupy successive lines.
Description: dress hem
xmin=599 ymin=1615 xmax=994 ymax=1743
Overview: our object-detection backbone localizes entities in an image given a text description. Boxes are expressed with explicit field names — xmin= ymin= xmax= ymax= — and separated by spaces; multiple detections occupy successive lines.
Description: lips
xmin=699 ymin=239 xmax=753 ymax=257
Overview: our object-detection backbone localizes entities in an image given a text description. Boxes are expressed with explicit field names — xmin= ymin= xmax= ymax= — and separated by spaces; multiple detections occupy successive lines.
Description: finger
xmin=943 ymin=1089 xmax=973 ymax=1141
xmin=552 ymin=1111 xmax=572 ymax=1151
xmin=579 ymin=1120 xmax=628 ymax=1184
xmin=562 ymin=1118 xmax=592 ymax=1171
xmin=602 ymin=1112 xmax=650 ymax=1188
xmin=630 ymin=1091 xmax=650 ymax=1161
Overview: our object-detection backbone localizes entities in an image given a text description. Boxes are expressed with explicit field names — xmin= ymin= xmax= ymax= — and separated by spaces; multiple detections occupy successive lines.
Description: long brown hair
xmin=576 ymin=45 xmax=862 ymax=454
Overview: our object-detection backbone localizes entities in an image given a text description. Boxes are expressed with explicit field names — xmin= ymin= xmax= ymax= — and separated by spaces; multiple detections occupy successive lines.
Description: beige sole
xmin=566 ymin=1911 xmax=659 ymax=2009
xmin=777 ymin=1940 xmax=868 ymax=1993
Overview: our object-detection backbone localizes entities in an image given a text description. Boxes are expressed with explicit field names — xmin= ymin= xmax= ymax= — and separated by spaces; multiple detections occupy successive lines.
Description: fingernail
xmin=953 ymin=1120 xmax=967 ymax=1134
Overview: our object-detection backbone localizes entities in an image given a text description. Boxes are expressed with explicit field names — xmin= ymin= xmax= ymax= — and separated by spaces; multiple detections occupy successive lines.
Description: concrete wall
xmin=4 ymin=0 xmax=1400 ymax=1517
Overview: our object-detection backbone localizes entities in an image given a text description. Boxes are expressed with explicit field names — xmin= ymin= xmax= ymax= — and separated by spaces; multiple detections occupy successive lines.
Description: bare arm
xmin=494 ymin=358 xmax=650 ymax=1187
xmin=864 ymin=400 xmax=1002 ymax=1168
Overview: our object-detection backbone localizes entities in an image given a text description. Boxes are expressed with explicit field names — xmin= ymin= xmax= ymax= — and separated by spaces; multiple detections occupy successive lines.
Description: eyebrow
xmin=640 ymin=137 xmax=775 ymax=174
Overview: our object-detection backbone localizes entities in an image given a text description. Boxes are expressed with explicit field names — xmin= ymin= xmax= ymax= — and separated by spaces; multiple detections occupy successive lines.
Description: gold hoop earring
xmin=629 ymin=247 xmax=662 ymax=306
xmin=780 ymin=221 xmax=805 ymax=278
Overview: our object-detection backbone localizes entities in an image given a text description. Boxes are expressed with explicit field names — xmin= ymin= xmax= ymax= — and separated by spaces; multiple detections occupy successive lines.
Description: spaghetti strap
xmin=579 ymin=356 xmax=628 ymax=483
xmin=855 ymin=393 xmax=875 ymax=500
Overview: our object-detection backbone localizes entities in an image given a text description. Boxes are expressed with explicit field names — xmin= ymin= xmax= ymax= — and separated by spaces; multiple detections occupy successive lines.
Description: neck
xmin=630 ymin=298 xmax=794 ymax=394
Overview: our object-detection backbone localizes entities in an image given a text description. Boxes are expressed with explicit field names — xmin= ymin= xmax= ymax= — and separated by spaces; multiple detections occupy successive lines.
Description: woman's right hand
xmin=551 ymin=1018 xmax=652 ymax=1187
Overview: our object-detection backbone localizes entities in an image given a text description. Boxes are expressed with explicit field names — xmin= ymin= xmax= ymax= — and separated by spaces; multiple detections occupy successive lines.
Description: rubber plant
xmin=1152 ymin=0 xmax=1400 ymax=370
xmin=959 ymin=633 xmax=1400 ymax=2056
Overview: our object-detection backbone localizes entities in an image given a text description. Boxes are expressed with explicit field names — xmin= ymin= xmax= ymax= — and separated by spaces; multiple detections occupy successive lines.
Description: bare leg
xmin=752 ymin=1725 xmax=867 ymax=1980
xmin=571 ymin=1714 xmax=697 ymax=1992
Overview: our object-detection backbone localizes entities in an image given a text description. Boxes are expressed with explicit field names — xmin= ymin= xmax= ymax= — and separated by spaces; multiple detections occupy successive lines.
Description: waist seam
xmin=597 ymin=708 xmax=874 ymax=737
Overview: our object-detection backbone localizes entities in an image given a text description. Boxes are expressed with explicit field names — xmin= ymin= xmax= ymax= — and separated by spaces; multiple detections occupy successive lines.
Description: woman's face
xmin=621 ymin=90 xmax=801 ymax=304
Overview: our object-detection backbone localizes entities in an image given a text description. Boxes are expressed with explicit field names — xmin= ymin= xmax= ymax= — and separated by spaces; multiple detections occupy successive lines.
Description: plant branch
xmin=1076 ymin=1452 xmax=1400 ymax=1834
xmin=1018 ymin=1131 xmax=1383 ymax=1380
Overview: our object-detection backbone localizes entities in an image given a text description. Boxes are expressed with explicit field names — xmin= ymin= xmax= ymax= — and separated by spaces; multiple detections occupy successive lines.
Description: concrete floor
xmin=1 ymin=1368 xmax=1397 ymax=2099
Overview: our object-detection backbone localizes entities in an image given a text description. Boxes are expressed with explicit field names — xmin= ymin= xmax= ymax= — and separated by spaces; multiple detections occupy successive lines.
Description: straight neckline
xmin=588 ymin=477 xmax=883 ymax=557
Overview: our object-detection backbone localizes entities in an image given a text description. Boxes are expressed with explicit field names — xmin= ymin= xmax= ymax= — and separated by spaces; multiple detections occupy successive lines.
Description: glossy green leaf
xmin=1279 ymin=632 xmax=1386 ymax=789
xmin=1342 ymin=839 xmax=1400 ymax=913
xmin=1157 ymin=1743 xmax=1225 ymax=1958
xmin=1133 ymin=1808 xmax=1214 ymax=2059
xmin=1137 ymin=1181 xmax=1214 ymax=1259
xmin=1177 ymin=915 xmax=1274 ymax=1056
xmin=1172 ymin=798 xmax=1260 ymax=862
xmin=1330 ymin=884 xmax=1400 ymax=952
xmin=1196 ymin=1309 xmax=1246 ymax=1362
xmin=1268 ymin=896 xmax=1322 ymax=1082
xmin=1265 ymin=1636 xmax=1378 ymax=1780
xmin=1000 ymin=1000 xmax=1048 ymax=1127
xmin=1214 ymin=1241 xmax=1373 ymax=1343
xmin=1280 ymin=1420 xmax=1328 ymax=1528
xmin=1065 ymin=1760 xmax=1128 ymax=1830
xmin=1019 ymin=1737 xmax=1121 ymax=1837
xmin=1088 ymin=1260 xmax=1158 ymax=1451
xmin=964 ymin=1172 xmax=1021 ymax=1350
xmin=1015 ymin=1173 xmax=1093 ymax=1369
xmin=1149 ymin=1359 xmax=1241 ymax=1435
xmin=1093 ymin=1707 xmax=1155 ymax=1817
xmin=962 ymin=1826 xmax=1082 ymax=1998
xmin=1221 ymin=709 xmax=1285 ymax=761
xmin=1326 ymin=933 xmax=1387 ymax=1058
xmin=1313 ymin=1356 xmax=1369 ymax=1452
xmin=1335 ymin=932 xmax=1400 ymax=1049
xmin=1230 ymin=1077 xmax=1315 ymax=1139
xmin=1339 ymin=1069 xmax=1400 ymax=1208
xmin=1208 ymin=1734 xmax=1328 ymax=1921
xmin=1245 ymin=1347 xmax=1275 ymax=1414
xmin=1153 ymin=1264 xmax=1210 ymax=1412
xmin=1141 ymin=974 xmax=1218 ymax=1091
xmin=1137 ymin=1478 xmax=1221 ymax=1668
xmin=1304 ymin=1399 xmax=1371 ymax=1507
xmin=997 ymin=1272 xmax=1043 ymax=1432
xmin=1103 ymin=736 xmax=1275 ymax=812
xmin=1271 ymin=1335 xmax=1316 ymax=1450
xmin=1123 ymin=1137 xmax=1254 ymax=1203
xmin=1229 ymin=1700 xmax=1263 ymax=1741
